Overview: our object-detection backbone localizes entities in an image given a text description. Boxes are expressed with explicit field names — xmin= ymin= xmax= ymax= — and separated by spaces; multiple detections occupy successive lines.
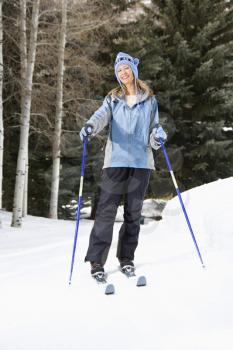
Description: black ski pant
xmin=85 ymin=167 xmax=151 ymax=266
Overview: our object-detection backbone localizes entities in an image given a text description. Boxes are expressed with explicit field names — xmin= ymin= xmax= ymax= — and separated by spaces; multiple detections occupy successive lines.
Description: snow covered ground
xmin=0 ymin=177 xmax=233 ymax=350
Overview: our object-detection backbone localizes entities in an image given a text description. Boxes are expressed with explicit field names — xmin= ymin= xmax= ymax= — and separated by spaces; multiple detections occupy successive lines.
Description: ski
xmin=120 ymin=265 xmax=136 ymax=278
xmin=92 ymin=271 xmax=107 ymax=284
xmin=92 ymin=268 xmax=146 ymax=294
xmin=92 ymin=272 xmax=115 ymax=295
xmin=105 ymin=283 xmax=115 ymax=295
xmin=136 ymin=275 xmax=147 ymax=287
xmin=120 ymin=265 xmax=147 ymax=287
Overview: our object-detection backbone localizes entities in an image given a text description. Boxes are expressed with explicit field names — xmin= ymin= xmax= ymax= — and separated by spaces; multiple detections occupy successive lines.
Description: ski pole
xmin=159 ymin=138 xmax=205 ymax=268
xmin=69 ymin=132 xmax=90 ymax=285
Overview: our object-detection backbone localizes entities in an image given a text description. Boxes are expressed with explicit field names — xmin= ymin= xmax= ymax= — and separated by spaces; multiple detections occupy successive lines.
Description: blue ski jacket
xmin=86 ymin=88 xmax=160 ymax=170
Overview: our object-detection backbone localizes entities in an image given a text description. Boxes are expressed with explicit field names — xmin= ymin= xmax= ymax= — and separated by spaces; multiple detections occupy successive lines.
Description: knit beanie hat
xmin=114 ymin=52 xmax=140 ymax=86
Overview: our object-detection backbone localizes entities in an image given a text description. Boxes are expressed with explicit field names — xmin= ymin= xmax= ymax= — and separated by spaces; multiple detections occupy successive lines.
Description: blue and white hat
xmin=114 ymin=52 xmax=140 ymax=86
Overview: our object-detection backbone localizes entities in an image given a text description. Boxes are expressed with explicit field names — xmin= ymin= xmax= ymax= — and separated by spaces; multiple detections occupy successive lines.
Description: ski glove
xmin=79 ymin=123 xmax=94 ymax=142
xmin=150 ymin=126 xmax=167 ymax=150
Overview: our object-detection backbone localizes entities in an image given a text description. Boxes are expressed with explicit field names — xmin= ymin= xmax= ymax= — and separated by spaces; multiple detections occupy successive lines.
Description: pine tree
xmin=114 ymin=0 xmax=233 ymax=190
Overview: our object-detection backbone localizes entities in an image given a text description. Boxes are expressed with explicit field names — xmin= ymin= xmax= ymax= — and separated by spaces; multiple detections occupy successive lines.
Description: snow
xmin=1 ymin=177 xmax=233 ymax=350
xmin=223 ymin=127 xmax=233 ymax=131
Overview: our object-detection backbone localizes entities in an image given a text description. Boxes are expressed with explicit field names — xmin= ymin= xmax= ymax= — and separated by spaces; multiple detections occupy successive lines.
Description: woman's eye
xmin=118 ymin=66 xmax=129 ymax=74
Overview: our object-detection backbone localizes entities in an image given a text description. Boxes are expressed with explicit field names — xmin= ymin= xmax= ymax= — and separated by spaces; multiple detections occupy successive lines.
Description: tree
xmin=49 ymin=0 xmax=67 ymax=219
xmin=2 ymin=0 xmax=137 ymax=219
xmin=11 ymin=0 xmax=40 ymax=227
xmin=32 ymin=0 xmax=134 ymax=219
xmin=19 ymin=0 xmax=28 ymax=217
xmin=0 ymin=0 xmax=3 ymax=209
xmin=113 ymin=0 xmax=233 ymax=191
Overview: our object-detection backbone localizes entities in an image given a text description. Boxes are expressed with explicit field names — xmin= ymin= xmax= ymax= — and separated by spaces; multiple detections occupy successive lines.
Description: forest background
xmin=1 ymin=0 xmax=232 ymax=226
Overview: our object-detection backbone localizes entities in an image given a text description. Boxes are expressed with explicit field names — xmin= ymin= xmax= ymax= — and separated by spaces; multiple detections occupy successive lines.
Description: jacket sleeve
xmin=86 ymin=96 xmax=112 ymax=135
xmin=149 ymin=96 xmax=160 ymax=150
xmin=149 ymin=96 xmax=159 ymax=132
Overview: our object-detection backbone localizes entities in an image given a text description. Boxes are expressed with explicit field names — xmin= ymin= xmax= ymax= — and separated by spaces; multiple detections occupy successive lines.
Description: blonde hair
xmin=107 ymin=79 xmax=154 ymax=98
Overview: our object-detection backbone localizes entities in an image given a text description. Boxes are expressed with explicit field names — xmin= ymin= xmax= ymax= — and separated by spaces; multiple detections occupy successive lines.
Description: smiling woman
xmin=116 ymin=64 xmax=137 ymax=110
xmin=117 ymin=64 xmax=134 ymax=89
xmin=115 ymin=52 xmax=139 ymax=97
xmin=79 ymin=52 xmax=167 ymax=281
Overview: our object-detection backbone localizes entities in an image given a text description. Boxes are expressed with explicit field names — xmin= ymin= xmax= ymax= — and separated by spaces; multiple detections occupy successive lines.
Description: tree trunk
xmin=49 ymin=0 xmax=67 ymax=219
xmin=0 ymin=0 xmax=3 ymax=210
xmin=11 ymin=0 xmax=40 ymax=227
xmin=22 ymin=153 xmax=28 ymax=217
xmin=19 ymin=0 xmax=28 ymax=218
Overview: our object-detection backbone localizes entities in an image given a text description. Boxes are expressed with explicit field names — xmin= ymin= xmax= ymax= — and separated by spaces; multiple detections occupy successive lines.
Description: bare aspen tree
xmin=49 ymin=0 xmax=67 ymax=219
xmin=0 ymin=0 xmax=3 ymax=210
xmin=11 ymin=0 xmax=40 ymax=227
xmin=19 ymin=0 xmax=28 ymax=217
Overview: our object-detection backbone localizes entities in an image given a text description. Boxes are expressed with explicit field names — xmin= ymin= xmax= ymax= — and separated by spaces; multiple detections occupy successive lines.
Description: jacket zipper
xmin=128 ymin=107 xmax=132 ymax=167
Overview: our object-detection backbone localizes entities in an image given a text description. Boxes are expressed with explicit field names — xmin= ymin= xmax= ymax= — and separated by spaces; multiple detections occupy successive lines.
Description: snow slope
xmin=0 ymin=177 xmax=233 ymax=350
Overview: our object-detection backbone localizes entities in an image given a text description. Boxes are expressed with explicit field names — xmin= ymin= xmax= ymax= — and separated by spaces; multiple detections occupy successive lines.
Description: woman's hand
xmin=79 ymin=124 xmax=94 ymax=142
xmin=153 ymin=126 xmax=167 ymax=143
xmin=150 ymin=126 xmax=167 ymax=150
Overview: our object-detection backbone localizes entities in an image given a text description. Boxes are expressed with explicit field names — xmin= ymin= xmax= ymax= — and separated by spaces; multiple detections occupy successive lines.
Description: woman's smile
xmin=118 ymin=64 xmax=134 ymax=84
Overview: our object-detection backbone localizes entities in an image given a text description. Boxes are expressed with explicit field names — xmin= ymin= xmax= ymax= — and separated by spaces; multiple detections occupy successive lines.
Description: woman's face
xmin=117 ymin=64 xmax=134 ymax=85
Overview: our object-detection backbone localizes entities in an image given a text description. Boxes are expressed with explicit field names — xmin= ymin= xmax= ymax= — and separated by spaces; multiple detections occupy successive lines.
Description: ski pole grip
xmin=85 ymin=123 xmax=93 ymax=136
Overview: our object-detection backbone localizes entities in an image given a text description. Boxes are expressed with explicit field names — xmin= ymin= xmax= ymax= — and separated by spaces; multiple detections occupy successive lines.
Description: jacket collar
xmin=112 ymin=88 xmax=150 ymax=104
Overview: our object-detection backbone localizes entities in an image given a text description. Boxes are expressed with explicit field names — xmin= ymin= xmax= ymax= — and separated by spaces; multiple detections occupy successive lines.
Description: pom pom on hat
xmin=133 ymin=57 xmax=140 ymax=66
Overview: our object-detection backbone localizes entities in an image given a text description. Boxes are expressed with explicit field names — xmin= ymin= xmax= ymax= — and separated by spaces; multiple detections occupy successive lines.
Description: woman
xmin=80 ymin=52 xmax=167 ymax=280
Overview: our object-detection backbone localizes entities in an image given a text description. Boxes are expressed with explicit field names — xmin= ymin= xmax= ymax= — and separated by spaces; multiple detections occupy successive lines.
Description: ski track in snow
xmin=0 ymin=177 xmax=233 ymax=350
